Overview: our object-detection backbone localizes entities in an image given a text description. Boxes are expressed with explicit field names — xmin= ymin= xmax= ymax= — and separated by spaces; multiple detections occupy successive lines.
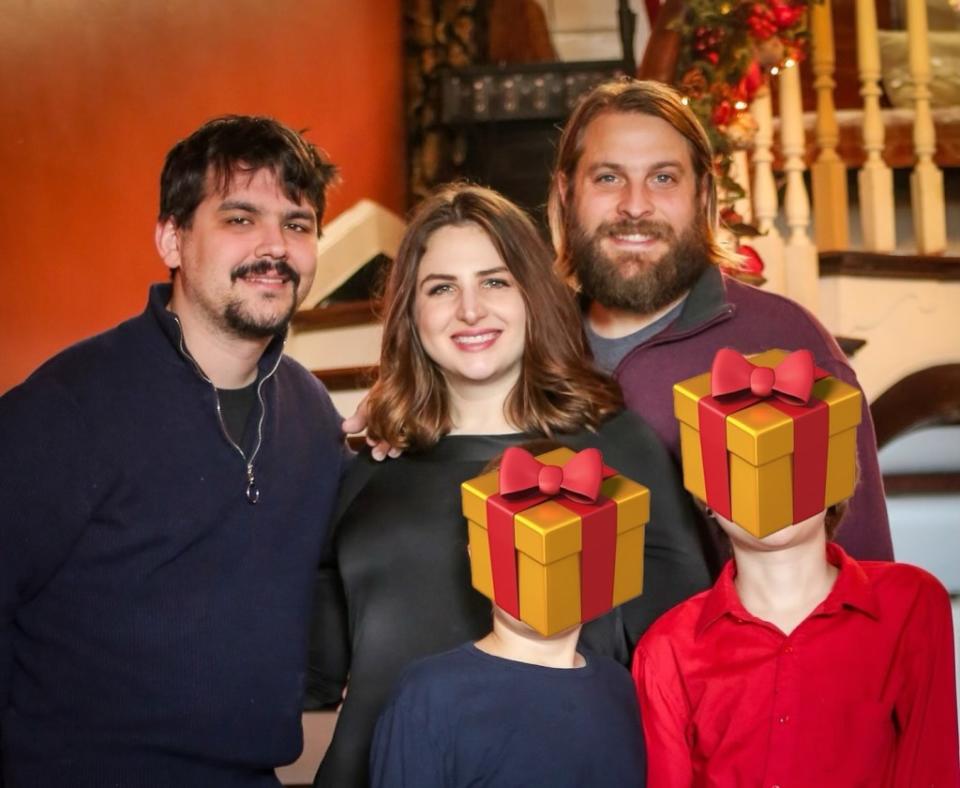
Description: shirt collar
xmin=579 ymin=264 xmax=731 ymax=342
xmin=817 ymin=542 xmax=882 ymax=619
xmin=666 ymin=265 xmax=732 ymax=335
xmin=146 ymin=282 xmax=286 ymax=377
xmin=695 ymin=557 xmax=744 ymax=636
xmin=695 ymin=541 xmax=881 ymax=637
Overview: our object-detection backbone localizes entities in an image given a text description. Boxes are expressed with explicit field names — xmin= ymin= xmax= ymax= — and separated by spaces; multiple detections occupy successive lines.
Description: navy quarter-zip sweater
xmin=0 ymin=285 xmax=345 ymax=787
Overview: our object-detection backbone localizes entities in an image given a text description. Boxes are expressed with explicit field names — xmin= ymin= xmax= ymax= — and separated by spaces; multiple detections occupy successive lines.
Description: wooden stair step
xmin=312 ymin=365 xmax=377 ymax=391
xmin=293 ymin=299 xmax=381 ymax=331
xmin=819 ymin=251 xmax=960 ymax=280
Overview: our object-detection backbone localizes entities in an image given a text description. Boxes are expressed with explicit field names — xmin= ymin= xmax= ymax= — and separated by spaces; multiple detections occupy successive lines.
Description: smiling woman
xmin=412 ymin=223 xmax=528 ymax=432
xmin=307 ymin=183 xmax=712 ymax=788
xmin=366 ymin=184 xmax=621 ymax=449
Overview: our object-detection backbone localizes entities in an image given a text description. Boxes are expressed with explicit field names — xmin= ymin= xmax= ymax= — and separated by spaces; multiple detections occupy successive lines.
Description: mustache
xmin=230 ymin=259 xmax=301 ymax=288
xmin=597 ymin=219 xmax=676 ymax=242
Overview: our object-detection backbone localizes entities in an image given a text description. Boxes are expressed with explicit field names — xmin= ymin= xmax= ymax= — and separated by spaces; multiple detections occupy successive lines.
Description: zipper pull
xmin=245 ymin=464 xmax=260 ymax=504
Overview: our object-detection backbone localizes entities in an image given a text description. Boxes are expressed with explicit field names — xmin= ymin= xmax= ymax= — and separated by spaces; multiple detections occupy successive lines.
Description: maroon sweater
xmin=612 ymin=266 xmax=893 ymax=562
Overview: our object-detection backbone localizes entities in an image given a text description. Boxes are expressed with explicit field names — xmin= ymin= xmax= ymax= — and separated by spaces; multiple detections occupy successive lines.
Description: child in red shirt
xmin=633 ymin=350 xmax=960 ymax=787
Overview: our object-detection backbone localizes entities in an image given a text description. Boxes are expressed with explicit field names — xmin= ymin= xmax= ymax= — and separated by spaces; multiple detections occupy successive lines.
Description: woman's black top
xmin=308 ymin=409 xmax=711 ymax=788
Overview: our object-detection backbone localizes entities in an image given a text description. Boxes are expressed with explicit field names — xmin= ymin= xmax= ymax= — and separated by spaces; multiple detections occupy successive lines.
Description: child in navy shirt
xmin=370 ymin=446 xmax=646 ymax=788
xmin=371 ymin=611 xmax=645 ymax=787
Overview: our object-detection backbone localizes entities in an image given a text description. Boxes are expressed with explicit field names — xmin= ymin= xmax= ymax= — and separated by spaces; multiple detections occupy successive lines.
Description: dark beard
xmin=225 ymin=259 xmax=301 ymax=339
xmin=570 ymin=214 xmax=712 ymax=315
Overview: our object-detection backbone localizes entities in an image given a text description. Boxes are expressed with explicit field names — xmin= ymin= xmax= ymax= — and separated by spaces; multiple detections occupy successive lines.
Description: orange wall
xmin=0 ymin=0 xmax=405 ymax=393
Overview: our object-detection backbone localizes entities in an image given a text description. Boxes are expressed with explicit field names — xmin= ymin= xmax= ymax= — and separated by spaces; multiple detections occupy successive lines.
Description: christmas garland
xmin=671 ymin=0 xmax=814 ymax=279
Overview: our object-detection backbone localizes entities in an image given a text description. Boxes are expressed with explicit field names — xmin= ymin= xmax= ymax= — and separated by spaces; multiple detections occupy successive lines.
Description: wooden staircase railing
xmin=292 ymin=300 xmax=381 ymax=331
xmin=311 ymin=365 xmax=377 ymax=392
xmin=638 ymin=0 xmax=954 ymax=278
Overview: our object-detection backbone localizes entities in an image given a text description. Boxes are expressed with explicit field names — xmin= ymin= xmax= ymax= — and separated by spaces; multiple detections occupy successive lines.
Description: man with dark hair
xmin=0 ymin=115 xmax=345 ymax=787
xmin=547 ymin=79 xmax=893 ymax=564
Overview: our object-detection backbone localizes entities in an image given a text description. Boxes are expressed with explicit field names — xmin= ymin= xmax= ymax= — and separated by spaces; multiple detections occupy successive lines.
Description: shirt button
xmin=783 ymin=645 xmax=794 ymax=654
xmin=779 ymin=715 xmax=789 ymax=724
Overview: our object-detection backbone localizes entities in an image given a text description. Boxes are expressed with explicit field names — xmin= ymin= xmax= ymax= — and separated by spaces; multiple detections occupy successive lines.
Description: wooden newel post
xmin=855 ymin=0 xmax=896 ymax=251
xmin=810 ymin=0 xmax=849 ymax=251
xmin=907 ymin=0 xmax=947 ymax=254
xmin=749 ymin=84 xmax=786 ymax=295
xmin=779 ymin=59 xmax=820 ymax=313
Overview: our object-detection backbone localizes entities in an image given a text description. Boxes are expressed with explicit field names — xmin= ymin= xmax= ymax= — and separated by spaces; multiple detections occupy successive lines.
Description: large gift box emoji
xmin=674 ymin=348 xmax=861 ymax=537
xmin=461 ymin=446 xmax=648 ymax=636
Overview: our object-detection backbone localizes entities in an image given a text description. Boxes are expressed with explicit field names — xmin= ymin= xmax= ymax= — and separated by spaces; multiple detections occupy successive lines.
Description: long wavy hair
xmin=366 ymin=183 xmax=623 ymax=450
xmin=547 ymin=78 xmax=740 ymax=285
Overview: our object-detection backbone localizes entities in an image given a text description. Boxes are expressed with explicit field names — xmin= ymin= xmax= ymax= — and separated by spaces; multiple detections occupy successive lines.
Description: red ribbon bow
xmin=711 ymin=348 xmax=815 ymax=405
xmin=499 ymin=446 xmax=603 ymax=503
xmin=699 ymin=347 xmax=830 ymax=524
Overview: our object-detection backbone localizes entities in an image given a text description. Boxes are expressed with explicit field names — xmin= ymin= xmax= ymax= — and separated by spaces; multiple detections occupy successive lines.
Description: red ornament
xmin=712 ymin=99 xmax=734 ymax=127
xmin=737 ymin=244 xmax=766 ymax=275
xmin=720 ymin=206 xmax=744 ymax=226
xmin=747 ymin=4 xmax=778 ymax=41
xmin=770 ymin=0 xmax=805 ymax=29
xmin=736 ymin=60 xmax=764 ymax=103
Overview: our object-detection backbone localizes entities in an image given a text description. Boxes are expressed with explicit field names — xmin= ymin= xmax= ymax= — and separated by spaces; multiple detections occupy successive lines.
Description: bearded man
xmin=548 ymin=79 xmax=893 ymax=564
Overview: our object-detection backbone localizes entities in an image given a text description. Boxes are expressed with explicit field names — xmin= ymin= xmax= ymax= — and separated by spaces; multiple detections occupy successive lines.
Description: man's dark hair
xmin=158 ymin=115 xmax=338 ymax=234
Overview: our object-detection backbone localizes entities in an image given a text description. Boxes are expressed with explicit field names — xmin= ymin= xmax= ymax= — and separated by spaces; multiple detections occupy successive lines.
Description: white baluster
xmin=717 ymin=149 xmax=755 ymax=278
xmin=729 ymin=149 xmax=754 ymax=224
xmin=748 ymin=85 xmax=786 ymax=294
xmin=779 ymin=60 xmax=820 ymax=313
xmin=856 ymin=0 xmax=896 ymax=251
xmin=907 ymin=0 xmax=947 ymax=254
xmin=810 ymin=0 xmax=849 ymax=250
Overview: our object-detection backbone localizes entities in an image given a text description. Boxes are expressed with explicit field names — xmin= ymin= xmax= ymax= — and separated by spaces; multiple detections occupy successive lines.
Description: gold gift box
xmin=461 ymin=447 xmax=649 ymax=636
xmin=673 ymin=349 xmax=861 ymax=537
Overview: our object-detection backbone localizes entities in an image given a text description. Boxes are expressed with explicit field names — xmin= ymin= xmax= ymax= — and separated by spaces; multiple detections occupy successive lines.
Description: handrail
xmin=292 ymin=300 xmax=381 ymax=331
xmin=311 ymin=365 xmax=377 ymax=392
xmin=870 ymin=364 xmax=960 ymax=449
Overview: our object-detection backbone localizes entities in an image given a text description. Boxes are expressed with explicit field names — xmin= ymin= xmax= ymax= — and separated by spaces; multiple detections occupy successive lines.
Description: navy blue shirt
xmin=370 ymin=643 xmax=646 ymax=788
xmin=0 ymin=285 xmax=346 ymax=787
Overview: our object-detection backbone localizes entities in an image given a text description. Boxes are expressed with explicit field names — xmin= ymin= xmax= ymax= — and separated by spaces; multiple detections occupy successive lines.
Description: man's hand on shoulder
xmin=341 ymin=395 xmax=402 ymax=461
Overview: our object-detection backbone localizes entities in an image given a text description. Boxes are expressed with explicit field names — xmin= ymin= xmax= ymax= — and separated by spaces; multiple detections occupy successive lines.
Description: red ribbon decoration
xmin=485 ymin=448 xmax=618 ymax=622
xmin=499 ymin=446 xmax=605 ymax=502
xmin=698 ymin=349 xmax=830 ymax=522
xmin=711 ymin=347 xmax=816 ymax=405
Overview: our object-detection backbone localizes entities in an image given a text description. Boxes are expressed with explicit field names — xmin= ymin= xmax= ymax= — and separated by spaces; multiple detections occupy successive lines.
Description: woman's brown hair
xmin=366 ymin=183 xmax=623 ymax=450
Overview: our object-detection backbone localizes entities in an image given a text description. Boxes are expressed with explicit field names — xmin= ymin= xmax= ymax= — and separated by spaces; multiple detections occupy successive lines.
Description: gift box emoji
xmin=673 ymin=348 xmax=861 ymax=538
xmin=461 ymin=446 xmax=649 ymax=636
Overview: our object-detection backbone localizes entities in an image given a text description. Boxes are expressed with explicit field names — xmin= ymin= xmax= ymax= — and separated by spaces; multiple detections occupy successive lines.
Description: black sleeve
xmin=0 ymin=379 xmax=99 ymax=774
xmin=304 ymin=565 xmax=350 ymax=710
xmin=303 ymin=453 xmax=377 ymax=710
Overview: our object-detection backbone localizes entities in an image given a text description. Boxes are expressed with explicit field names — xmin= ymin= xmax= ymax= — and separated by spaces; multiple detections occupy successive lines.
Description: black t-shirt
xmin=370 ymin=643 xmax=646 ymax=787
xmin=216 ymin=382 xmax=257 ymax=448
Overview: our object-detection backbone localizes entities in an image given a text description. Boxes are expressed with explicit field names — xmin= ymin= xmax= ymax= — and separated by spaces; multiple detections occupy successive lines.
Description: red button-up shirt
xmin=633 ymin=544 xmax=959 ymax=787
